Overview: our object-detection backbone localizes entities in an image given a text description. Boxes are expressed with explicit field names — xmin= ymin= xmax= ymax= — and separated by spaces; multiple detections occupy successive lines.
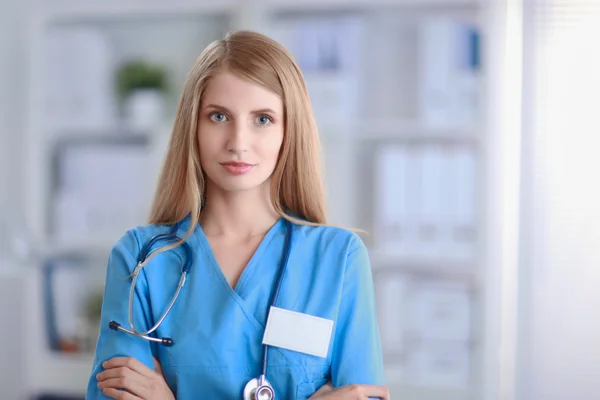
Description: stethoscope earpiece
xmin=108 ymin=320 xmax=174 ymax=346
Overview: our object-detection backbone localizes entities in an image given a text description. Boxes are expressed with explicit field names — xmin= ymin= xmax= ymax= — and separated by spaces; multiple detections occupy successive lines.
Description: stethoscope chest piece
xmin=243 ymin=375 xmax=274 ymax=400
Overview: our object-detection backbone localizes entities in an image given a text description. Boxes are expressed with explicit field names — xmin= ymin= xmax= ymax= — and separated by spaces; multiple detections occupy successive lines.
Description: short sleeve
xmin=331 ymin=235 xmax=385 ymax=387
xmin=86 ymin=231 xmax=157 ymax=399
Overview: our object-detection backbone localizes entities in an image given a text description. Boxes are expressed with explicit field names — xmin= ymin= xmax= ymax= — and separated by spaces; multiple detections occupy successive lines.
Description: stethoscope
xmin=108 ymin=219 xmax=294 ymax=400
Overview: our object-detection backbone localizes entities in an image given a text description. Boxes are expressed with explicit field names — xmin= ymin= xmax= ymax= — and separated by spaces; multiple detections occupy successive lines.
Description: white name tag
xmin=262 ymin=306 xmax=334 ymax=358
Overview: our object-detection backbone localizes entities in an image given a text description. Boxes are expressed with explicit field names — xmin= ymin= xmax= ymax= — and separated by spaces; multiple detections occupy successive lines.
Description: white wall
xmin=0 ymin=0 xmax=27 ymax=237
xmin=0 ymin=2 xmax=28 ymax=399
xmin=522 ymin=111 xmax=600 ymax=400
xmin=519 ymin=6 xmax=600 ymax=399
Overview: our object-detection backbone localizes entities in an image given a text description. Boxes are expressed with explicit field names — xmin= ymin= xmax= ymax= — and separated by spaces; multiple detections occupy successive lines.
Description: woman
xmin=87 ymin=30 xmax=389 ymax=400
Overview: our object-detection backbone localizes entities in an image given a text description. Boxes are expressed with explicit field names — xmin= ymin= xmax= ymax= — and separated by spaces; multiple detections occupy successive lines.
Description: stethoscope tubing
xmin=109 ymin=218 xmax=294 ymax=400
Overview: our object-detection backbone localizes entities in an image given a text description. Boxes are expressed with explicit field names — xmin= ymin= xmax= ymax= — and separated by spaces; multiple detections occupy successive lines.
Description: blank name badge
xmin=262 ymin=306 xmax=334 ymax=358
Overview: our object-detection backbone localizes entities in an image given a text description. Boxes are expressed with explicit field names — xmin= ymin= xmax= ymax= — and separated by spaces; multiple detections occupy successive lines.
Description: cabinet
xmin=23 ymin=1 xmax=496 ymax=398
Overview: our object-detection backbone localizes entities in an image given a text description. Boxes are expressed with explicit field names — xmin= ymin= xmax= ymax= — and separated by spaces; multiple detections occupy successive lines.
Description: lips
xmin=220 ymin=162 xmax=254 ymax=167
xmin=220 ymin=161 xmax=255 ymax=175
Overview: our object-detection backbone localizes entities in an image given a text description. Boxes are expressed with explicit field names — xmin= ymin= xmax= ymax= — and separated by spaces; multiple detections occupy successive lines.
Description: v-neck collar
xmin=195 ymin=217 xmax=285 ymax=298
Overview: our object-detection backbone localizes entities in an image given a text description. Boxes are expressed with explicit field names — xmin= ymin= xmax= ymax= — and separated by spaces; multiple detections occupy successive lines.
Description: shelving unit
xmin=22 ymin=0 xmax=496 ymax=399
xmin=371 ymin=255 xmax=479 ymax=283
xmin=318 ymin=120 xmax=479 ymax=141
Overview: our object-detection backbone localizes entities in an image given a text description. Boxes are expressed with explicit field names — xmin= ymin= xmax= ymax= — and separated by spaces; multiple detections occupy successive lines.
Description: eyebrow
xmin=203 ymin=103 xmax=279 ymax=116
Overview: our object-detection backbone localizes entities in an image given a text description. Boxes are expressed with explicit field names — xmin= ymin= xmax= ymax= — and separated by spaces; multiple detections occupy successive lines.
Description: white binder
xmin=417 ymin=145 xmax=445 ymax=260
xmin=375 ymin=273 xmax=407 ymax=353
xmin=408 ymin=281 xmax=472 ymax=342
xmin=374 ymin=145 xmax=413 ymax=258
xmin=53 ymin=142 xmax=152 ymax=244
xmin=406 ymin=339 xmax=471 ymax=388
xmin=450 ymin=146 xmax=478 ymax=261
xmin=405 ymin=145 xmax=423 ymax=259
xmin=44 ymin=27 xmax=116 ymax=131
xmin=439 ymin=146 xmax=457 ymax=259
xmin=418 ymin=17 xmax=480 ymax=129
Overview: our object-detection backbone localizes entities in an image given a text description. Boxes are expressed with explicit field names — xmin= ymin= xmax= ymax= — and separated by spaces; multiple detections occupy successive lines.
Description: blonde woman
xmin=88 ymin=30 xmax=389 ymax=400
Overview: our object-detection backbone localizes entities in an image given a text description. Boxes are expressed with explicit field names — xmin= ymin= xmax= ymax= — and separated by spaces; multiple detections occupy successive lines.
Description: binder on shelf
xmin=438 ymin=146 xmax=456 ymax=259
xmin=405 ymin=339 xmax=471 ymax=389
xmin=44 ymin=26 xmax=116 ymax=132
xmin=375 ymin=273 xmax=408 ymax=354
xmin=454 ymin=23 xmax=481 ymax=128
xmin=269 ymin=16 xmax=363 ymax=126
xmin=50 ymin=136 xmax=154 ymax=246
xmin=304 ymin=72 xmax=359 ymax=126
xmin=404 ymin=145 xmax=422 ymax=260
xmin=446 ymin=145 xmax=478 ymax=262
xmin=416 ymin=144 xmax=445 ymax=260
xmin=407 ymin=281 xmax=472 ymax=342
xmin=287 ymin=17 xmax=363 ymax=74
xmin=417 ymin=17 xmax=481 ymax=130
xmin=374 ymin=145 xmax=416 ymax=258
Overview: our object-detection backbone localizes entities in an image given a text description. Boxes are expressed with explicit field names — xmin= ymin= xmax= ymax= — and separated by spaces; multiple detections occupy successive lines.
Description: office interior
xmin=1 ymin=1 xmax=599 ymax=399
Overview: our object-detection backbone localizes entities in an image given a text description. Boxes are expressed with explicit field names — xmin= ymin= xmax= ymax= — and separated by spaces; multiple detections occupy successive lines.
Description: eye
xmin=209 ymin=112 xmax=228 ymax=122
xmin=256 ymin=114 xmax=273 ymax=126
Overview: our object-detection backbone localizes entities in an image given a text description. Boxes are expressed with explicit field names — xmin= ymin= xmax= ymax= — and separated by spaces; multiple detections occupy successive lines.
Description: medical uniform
xmin=86 ymin=216 xmax=385 ymax=399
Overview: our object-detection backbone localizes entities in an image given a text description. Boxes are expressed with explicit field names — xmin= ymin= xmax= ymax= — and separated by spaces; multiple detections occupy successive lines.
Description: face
xmin=198 ymin=70 xmax=284 ymax=194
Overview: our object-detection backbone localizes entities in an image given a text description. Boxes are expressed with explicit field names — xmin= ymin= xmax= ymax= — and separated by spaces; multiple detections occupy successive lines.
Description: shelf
xmin=385 ymin=362 xmax=475 ymax=400
xmin=319 ymin=120 xmax=480 ymax=142
xmin=20 ymin=3 xmax=492 ymax=399
xmin=21 ymin=266 xmax=98 ymax=397
xmin=370 ymin=253 xmax=478 ymax=283
xmin=34 ymin=0 xmax=481 ymax=22
xmin=389 ymin=384 xmax=473 ymax=400
xmin=31 ymin=233 xmax=126 ymax=260
xmin=32 ymin=351 xmax=95 ymax=397
xmin=45 ymin=126 xmax=158 ymax=143
xmin=266 ymin=0 xmax=481 ymax=10
xmin=37 ymin=239 xmax=116 ymax=259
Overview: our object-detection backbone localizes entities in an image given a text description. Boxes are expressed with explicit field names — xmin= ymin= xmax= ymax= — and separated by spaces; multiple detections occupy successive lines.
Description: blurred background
xmin=0 ymin=0 xmax=599 ymax=399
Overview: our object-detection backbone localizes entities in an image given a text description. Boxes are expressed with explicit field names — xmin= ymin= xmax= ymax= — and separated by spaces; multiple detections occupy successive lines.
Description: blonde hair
xmin=142 ymin=30 xmax=328 ymax=262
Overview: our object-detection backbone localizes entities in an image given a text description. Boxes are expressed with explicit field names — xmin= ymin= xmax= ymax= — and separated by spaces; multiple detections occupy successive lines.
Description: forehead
xmin=201 ymin=71 xmax=283 ymax=113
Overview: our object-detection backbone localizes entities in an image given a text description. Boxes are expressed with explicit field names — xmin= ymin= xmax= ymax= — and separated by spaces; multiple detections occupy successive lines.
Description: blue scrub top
xmin=86 ymin=216 xmax=385 ymax=399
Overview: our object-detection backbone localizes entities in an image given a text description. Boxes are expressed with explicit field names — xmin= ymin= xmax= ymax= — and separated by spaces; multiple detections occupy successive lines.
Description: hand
xmin=309 ymin=381 xmax=390 ymax=400
xmin=96 ymin=356 xmax=175 ymax=400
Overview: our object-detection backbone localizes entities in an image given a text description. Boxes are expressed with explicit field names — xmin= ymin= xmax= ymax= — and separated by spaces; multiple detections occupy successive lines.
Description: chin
xmin=221 ymin=183 xmax=262 ymax=192
xmin=203 ymin=166 xmax=272 ymax=193
xmin=214 ymin=177 xmax=268 ymax=193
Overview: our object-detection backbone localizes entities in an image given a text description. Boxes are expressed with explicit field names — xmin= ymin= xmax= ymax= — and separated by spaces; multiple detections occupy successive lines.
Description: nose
xmin=226 ymin=121 xmax=248 ymax=155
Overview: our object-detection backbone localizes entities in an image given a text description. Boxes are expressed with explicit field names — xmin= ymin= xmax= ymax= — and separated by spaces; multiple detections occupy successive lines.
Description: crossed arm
xmin=96 ymin=356 xmax=390 ymax=400
xmin=90 ymin=233 xmax=389 ymax=399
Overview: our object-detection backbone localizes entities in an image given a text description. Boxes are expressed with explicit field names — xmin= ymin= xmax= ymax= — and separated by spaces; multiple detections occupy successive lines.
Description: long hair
xmin=141 ymin=30 xmax=328 ymax=263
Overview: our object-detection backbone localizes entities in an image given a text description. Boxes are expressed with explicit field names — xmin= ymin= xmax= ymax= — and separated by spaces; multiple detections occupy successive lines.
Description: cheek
xmin=198 ymin=129 xmax=220 ymax=159
xmin=258 ymin=134 xmax=284 ymax=162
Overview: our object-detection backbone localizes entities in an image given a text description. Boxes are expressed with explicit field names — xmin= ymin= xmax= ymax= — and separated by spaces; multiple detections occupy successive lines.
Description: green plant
xmin=83 ymin=289 xmax=104 ymax=324
xmin=115 ymin=59 xmax=169 ymax=99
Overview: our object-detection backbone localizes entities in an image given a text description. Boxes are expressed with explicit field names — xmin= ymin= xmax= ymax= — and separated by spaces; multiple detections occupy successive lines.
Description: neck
xmin=200 ymin=182 xmax=280 ymax=238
